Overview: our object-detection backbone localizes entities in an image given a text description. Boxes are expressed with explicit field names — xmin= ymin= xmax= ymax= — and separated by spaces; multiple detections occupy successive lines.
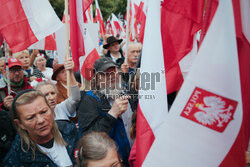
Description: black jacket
xmin=105 ymin=49 xmax=124 ymax=68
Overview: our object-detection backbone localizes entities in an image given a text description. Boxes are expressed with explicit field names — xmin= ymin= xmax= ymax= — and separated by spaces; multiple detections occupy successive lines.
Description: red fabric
xmin=161 ymin=0 xmax=204 ymax=94
xmin=69 ymin=0 xmax=85 ymax=72
xmin=0 ymin=0 xmax=38 ymax=53
xmin=129 ymin=139 xmax=136 ymax=167
xmin=80 ymin=48 xmax=100 ymax=80
xmin=199 ymin=0 xmax=218 ymax=44
xmin=136 ymin=105 xmax=155 ymax=167
xmin=96 ymin=8 xmax=106 ymax=35
xmin=82 ymin=0 xmax=93 ymax=14
xmin=220 ymin=1 xmax=250 ymax=166
xmin=0 ymin=33 xmax=3 ymax=46
xmin=44 ymin=34 xmax=57 ymax=51
xmin=134 ymin=2 xmax=146 ymax=43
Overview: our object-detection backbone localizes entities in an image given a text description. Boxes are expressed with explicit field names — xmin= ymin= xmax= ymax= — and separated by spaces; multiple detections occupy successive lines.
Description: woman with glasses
xmin=77 ymin=132 xmax=123 ymax=167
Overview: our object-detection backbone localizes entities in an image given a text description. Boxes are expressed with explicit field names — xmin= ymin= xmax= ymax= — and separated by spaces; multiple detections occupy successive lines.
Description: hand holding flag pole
xmin=65 ymin=0 xmax=70 ymax=96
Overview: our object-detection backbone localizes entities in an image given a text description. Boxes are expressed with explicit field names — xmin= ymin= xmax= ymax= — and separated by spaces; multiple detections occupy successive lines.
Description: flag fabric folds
xmin=0 ymin=0 xmax=63 ymax=53
xmin=135 ymin=0 xmax=168 ymax=166
xmin=161 ymin=0 xmax=204 ymax=94
xmin=144 ymin=0 xmax=245 ymax=166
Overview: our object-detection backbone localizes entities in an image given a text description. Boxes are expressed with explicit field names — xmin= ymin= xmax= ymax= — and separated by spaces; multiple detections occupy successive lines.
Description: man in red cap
xmin=0 ymin=58 xmax=32 ymax=110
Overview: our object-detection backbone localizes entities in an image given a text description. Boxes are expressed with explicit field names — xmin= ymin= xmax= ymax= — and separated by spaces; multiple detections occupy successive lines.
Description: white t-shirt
xmin=110 ymin=53 xmax=122 ymax=63
xmin=42 ymin=67 xmax=53 ymax=81
xmin=37 ymin=140 xmax=72 ymax=167
xmin=54 ymin=86 xmax=80 ymax=120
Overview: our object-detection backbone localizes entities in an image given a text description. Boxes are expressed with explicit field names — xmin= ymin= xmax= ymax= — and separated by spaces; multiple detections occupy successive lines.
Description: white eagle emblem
xmin=194 ymin=96 xmax=233 ymax=127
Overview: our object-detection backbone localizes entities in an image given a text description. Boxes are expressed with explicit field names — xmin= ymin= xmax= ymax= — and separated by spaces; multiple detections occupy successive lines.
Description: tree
xmin=49 ymin=0 xmax=64 ymax=19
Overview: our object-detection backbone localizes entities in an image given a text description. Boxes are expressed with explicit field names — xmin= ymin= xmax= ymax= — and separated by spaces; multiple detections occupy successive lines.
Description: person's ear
xmin=14 ymin=119 xmax=26 ymax=130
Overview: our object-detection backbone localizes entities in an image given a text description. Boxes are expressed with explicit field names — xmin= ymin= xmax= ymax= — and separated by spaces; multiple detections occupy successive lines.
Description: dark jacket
xmin=77 ymin=90 xmax=137 ymax=167
xmin=3 ymin=120 xmax=80 ymax=167
xmin=0 ymin=77 xmax=33 ymax=111
xmin=105 ymin=49 xmax=124 ymax=68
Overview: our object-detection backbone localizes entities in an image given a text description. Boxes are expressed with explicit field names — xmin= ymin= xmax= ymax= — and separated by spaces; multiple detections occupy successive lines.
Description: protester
xmin=36 ymin=59 xmax=80 ymax=122
xmin=77 ymin=132 xmax=123 ymax=167
xmin=0 ymin=58 xmax=32 ymax=110
xmin=77 ymin=57 xmax=137 ymax=166
xmin=52 ymin=63 xmax=81 ymax=104
xmin=104 ymin=36 xmax=124 ymax=68
xmin=3 ymin=90 xmax=79 ymax=166
xmin=13 ymin=50 xmax=44 ymax=81
xmin=121 ymin=42 xmax=141 ymax=83
xmin=34 ymin=53 xmax=53 ymax=81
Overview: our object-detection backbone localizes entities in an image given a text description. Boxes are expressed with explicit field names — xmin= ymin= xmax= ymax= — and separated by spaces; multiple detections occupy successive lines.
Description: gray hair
xmin=77 ymin=132 xmax=117 ymax=167
xmin=35 ymin=81 xmax=58 ymax=94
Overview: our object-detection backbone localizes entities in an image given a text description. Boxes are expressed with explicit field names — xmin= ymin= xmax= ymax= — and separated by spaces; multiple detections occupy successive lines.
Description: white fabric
xmin=240 ymin=0 xmax=250 ymax=42
xmin=138 ymin=0 xmax=168 ymax=138
xmin=144 ymin=0 xmax=242 ymax=166
xmin=20 ymin=0 xmax=63 ymax=40
xmin=42 ymin=67 xmax=53 ymax=81
xmin=110 ymin=53 xmax=122 ymax=63
xmin=37 ymin=140 xmax=72 ymax=167
xmin=54 ymin=86 xmax=80 ymax=120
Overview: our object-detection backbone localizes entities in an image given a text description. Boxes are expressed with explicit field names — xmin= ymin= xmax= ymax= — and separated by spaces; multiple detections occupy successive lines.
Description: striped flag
xmin=143 ymin=0 xmax=246 ymax=166
xmin=0 ymin=0 xmax=63 ymax=53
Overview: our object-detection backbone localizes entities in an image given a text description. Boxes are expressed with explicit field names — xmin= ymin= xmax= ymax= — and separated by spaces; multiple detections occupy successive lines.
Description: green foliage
xmin=49 ymin=0 xmax=64 ymax=19
xmin=49 ymin=0 xmax=127 ymax=21
xmin=94 ymin=0 xmax=127 ymax=21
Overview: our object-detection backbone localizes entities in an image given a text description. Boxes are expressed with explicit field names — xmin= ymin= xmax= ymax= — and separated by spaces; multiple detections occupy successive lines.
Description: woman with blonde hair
xmin=3 ymin=90 xmax=79 ymax=166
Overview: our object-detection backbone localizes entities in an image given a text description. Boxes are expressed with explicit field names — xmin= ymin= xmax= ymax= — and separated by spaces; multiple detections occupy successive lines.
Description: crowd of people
xmin=0 ymin=35 xmax=145 ymax=167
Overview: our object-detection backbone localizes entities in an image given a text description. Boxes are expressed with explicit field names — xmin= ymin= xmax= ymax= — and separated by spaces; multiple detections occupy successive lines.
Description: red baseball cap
xmin=5 ymin=58 xmax=23 ymax=68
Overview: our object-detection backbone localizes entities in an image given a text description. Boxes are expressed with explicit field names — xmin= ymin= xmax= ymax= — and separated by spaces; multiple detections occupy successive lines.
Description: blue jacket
xmin=3 ymin=120 xmax=80 ymax=167
xmin=78 ymin=90 xmax=131 ymax=167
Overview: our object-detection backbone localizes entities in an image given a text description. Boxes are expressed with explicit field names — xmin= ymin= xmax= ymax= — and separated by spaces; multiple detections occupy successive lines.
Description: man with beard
xmin=77 ymin=57 xmax=137 ymax=167
xmin=0 ymin=58 xmax=32 ymax=111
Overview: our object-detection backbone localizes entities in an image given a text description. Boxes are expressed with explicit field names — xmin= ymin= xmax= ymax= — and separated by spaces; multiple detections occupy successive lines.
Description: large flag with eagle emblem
xmin=142 ymin=0 xmax=246 ymax=166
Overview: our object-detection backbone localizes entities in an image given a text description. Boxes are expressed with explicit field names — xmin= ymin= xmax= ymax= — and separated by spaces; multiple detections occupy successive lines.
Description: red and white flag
xmin=143 ymin=0 xmax=245 ymax=166
xmin=111 ymin=13 xmax=125 ymax=37
xmin=70 ymin=0 xmax=99 ymax=78
xmin=161 ymin=0 xmax=204 ymax=94
xmin=95 ymin=0 xmax=106 ymax=35
xmin=135 ymin=0 xmax=168 ymax=166
xmin=0 ymin=0 xmax=63 ymax=53
xmin=29 ymin=34 xmax=57 ymax=51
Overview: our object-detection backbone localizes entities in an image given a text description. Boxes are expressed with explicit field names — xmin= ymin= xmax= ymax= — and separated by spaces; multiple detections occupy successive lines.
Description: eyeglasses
xmin=9 ymin=67 xmax=22 ymax=73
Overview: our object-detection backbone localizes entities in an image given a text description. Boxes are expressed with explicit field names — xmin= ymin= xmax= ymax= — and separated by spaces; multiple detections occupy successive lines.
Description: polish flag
xmin=29 ymin=34 xmax=57 ymax=51
xmin=161 ymin=0 xmax=204 ymax=94
xmin=111 ymin=13 xmax=125 ymax=37
xmin=84 ymin=5 xmax=93 ymax=23
xmin=143 ymin=0 xmax=245 ymax=166
xmin=135 ymin=0 xmax=168 ymax=166
xmin=70 ymin=0 xmax=99 ymax=79
xmin=0 ymin=0 xmax=63 ymax=53
xmin=95 ymin=0 xmax=106 ymax=35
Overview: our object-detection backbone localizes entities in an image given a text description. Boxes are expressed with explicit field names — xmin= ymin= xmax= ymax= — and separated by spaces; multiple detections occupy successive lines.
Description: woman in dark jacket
xmin=4 ymin=90 xmax=79 ymax=166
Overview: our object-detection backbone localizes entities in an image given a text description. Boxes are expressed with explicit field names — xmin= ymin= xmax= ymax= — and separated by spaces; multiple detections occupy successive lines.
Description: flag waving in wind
xmin=95 ymin=0 xmax=106 ymax=35
xmin=143 ymin=0 xmax=245 ymax=166
xmin=0 ymin=0 xmax=63 ymax=53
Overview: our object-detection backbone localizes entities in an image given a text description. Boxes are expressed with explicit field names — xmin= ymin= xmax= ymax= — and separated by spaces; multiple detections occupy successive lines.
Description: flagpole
xmin=125 ymin=0 xmax=130 ymax=64
xmin=65 ymin=0 xmax=70 ymax=96
xmin=3 ymin=41 xmax=11 ymax=95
